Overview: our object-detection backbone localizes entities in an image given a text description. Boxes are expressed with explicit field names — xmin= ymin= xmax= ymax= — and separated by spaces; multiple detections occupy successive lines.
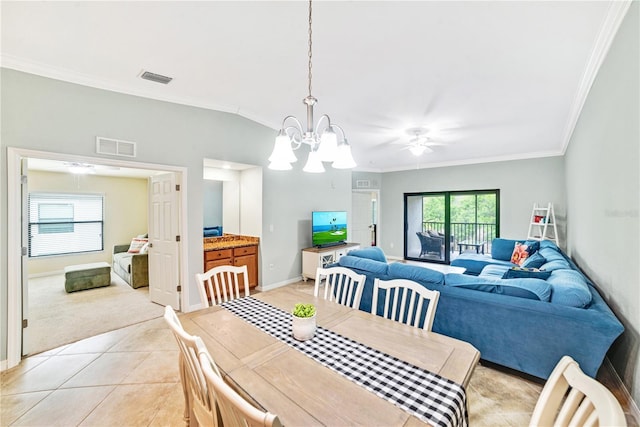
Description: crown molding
xmin=559 ymin=0 xmax=632 ymax=154
xmin=0 ymin=54 xmax=279 ymax=131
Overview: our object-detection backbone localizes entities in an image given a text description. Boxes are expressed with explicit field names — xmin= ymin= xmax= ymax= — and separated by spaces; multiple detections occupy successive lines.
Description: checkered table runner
xmin=221 ymin=297 xmax=468 ymax=427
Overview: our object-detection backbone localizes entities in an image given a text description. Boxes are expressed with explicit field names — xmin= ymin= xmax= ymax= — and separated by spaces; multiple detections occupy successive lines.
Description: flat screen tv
xmin=312 ymin=211 xmax=347 ymax=247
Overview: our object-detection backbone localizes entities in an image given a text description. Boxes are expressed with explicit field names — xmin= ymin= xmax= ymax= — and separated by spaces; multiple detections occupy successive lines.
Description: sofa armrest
xmin=113 ymin=244 xmax=130 ymax=255
xmin=130 ymin=253 xmax=149 ymax=288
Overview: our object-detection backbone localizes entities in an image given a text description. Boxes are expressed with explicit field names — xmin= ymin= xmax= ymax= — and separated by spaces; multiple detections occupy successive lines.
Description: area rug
xmin=26 ymin=272 xmax=165 ymax=355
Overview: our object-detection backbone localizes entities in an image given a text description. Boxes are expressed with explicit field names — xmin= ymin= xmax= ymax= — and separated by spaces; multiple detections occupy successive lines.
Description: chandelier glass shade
xmin=268 ymin=0 xmax=356 ymax=172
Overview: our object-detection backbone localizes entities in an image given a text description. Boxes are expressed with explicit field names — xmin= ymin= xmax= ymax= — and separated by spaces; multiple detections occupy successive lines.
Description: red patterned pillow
xmin=510 ymin=242 xmax=529 ymax=266
xmin=128 ymin=238 xmax=148 ymax=254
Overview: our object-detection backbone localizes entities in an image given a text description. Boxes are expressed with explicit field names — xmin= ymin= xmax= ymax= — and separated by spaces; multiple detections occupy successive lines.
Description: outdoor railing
xmin=422 ymin=221 xmax=497 ymax=251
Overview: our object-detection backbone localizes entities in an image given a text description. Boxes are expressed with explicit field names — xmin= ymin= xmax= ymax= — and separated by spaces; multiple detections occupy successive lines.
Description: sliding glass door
xmin=405 ymin=190 xmax=499 ymax=264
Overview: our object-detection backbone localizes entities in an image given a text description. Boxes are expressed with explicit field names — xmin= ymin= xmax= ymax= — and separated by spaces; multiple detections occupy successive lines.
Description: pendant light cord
xmin=308 ymin=0 xmax=313 ymax=98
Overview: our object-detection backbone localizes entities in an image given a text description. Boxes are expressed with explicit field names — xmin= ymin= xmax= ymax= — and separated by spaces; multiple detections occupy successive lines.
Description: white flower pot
xmin=292 ymin=313 xmax=316 ymax=341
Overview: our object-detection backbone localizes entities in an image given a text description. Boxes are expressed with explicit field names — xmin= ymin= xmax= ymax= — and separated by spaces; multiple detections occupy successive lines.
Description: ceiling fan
xmin=401 ymin=127 xmax=447 ymax=156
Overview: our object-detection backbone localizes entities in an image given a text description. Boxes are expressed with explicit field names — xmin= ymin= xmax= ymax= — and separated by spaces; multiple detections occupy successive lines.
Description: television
xmin=312 ymin=211 xmax=348 ymax=247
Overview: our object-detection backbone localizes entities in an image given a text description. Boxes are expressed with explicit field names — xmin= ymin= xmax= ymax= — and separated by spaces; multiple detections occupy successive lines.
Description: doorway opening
xmin=352 ymin=190 xmax=380 ymax=248
xmin=7 ymin=147 xmax=189 ymax=367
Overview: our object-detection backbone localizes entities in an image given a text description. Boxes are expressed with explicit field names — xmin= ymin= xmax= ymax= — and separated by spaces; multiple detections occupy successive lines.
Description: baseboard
xmin=604 ymin=357 xmax=640 ymax=422
xmin=28 ymin=270 xmax=65 ymax=279
xmin=258 ymin=276 xmax=303 ymax=292
xmin=1 ymin=359 xmax=8 ymax=372
xmin=386 ymin=255 xmax=403 ymax=262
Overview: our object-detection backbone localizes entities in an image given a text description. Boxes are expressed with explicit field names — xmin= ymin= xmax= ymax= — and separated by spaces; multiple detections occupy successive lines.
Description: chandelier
xmin=268 ymin=0 xmax=356 ymax=173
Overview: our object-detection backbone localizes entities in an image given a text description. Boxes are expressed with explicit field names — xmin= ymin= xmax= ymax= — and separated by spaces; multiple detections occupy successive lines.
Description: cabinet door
xmin=204 ymin=258 xmax=233 ymax=272
xmin=234 ymin=254 xmax=257 ymax=289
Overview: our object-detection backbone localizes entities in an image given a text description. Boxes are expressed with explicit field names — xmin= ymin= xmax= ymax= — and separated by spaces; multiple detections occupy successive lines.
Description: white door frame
xmin=6 ymin=147 xmax=190 ymax=369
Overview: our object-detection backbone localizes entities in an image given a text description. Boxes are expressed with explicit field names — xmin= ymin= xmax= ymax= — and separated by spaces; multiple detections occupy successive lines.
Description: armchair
xmin=416 ymin=231 xmax=444 ymax=258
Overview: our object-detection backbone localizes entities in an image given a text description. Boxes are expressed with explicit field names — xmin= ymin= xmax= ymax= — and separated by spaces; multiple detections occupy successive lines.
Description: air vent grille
xmin=96 ymin=137 xmax=137 ymax=158
xmin=140 ymin=71 xmax=173 ymax=84
xmin=356 ymin=179 xmax=371 ymax=189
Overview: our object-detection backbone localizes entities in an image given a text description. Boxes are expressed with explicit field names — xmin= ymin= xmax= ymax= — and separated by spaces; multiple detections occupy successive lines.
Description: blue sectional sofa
xmin=336 ymin=242 xmax=623 ymax=380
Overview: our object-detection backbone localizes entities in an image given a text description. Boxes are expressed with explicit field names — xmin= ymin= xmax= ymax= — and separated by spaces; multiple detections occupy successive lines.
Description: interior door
xmin=148 ymin=173 xmax=180 ymax=308
xmin=21 ymin=158 xmax=30 ymax=356
xmin=352 ymin=191 xmax=378 ymax=247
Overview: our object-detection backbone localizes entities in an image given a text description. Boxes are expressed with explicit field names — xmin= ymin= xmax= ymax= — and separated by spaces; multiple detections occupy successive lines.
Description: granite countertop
xmin=203 ymin=234 xmax=259 ymax=251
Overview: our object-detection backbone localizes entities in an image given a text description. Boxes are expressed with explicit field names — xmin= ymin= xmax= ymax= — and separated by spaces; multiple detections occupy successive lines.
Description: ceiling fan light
xmin=332 ymin=141 xmax=357 ymax=169
xmin=302 ymin=151 xmax=325 ymax=173
xmin=269 ymin=132 xmax=297 ymax=164
xmin=317 ymin=128 xmax=338 ymax=162
xmin=409 ymin=145 xmax=427 ymax=156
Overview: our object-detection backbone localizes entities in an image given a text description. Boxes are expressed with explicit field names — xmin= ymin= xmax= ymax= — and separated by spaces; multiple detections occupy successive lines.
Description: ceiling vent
xmin=96 ymin=137 xmax=137 ymax=158
xmin=140 ymin=70 xmax=173 ymax=84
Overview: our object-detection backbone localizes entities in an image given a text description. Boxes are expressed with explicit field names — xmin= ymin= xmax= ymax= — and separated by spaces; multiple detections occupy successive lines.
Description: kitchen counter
xmin=203 ymin=234 xmax=259 ymax=251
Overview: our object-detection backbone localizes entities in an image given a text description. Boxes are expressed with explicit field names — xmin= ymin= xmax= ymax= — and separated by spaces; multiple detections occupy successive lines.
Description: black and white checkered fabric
xmin=222 ymin=297 xmax=468 ymax=427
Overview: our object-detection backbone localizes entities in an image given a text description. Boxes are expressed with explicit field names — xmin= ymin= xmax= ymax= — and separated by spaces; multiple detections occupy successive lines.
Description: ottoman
xmin=64 ymin=262 xmax=112 ymax=293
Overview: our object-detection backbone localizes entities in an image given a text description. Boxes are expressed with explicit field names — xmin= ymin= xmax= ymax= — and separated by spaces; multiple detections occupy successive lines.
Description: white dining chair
xmin=164 ymin=305 xmax=222 ymax=427
xmin=529 ymin=355 xmax=626 ymax=427
xmin=198 ymin=348 xmax=283 ymax=427
xmin=314 ymin=267 xmax=366 ymax=309
xmin=196 ymin=265 xmax=249 ymax=307
xmin=371 ymin=278 xmax=440 ymax=331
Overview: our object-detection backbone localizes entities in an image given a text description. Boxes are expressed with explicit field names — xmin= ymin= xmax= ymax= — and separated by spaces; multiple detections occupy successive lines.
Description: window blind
xmin=28 ymin=193 xmax=104 ymax=257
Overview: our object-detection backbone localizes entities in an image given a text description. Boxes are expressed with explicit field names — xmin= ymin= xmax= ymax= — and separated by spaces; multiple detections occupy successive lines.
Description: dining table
xmin=180 ymin=285 xmax=480 ymax=427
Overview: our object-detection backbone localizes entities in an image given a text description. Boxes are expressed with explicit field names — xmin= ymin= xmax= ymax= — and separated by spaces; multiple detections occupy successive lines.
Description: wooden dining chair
xmin=529 ymin=355 xmax=626 ymax=427
xmin=371 ymin=278 xmax=440 ymax=331
xmin=198 ymin=348 xmax=283 ymax=427
xmin=164 ymin=305 xmax=222 ymax=427
xmin=314 ymin=267 xmax=366 ymax=309
xmin=196 ymin=265 xmax=249 ymax=307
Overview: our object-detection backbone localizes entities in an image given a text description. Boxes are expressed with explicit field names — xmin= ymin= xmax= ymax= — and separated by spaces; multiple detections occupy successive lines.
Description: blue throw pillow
xmin=503 ymin=267 xmax=551 ymax=280
xmin=347 ymin=247 xmax=387 ymax=263
xmin=524 ymin=240 xmax=540 ymax=255
xmin=522 ymin=252 xmax=546 ymax=269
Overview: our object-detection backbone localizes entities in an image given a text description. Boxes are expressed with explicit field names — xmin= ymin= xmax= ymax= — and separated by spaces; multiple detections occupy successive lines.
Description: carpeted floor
xmin=26 ymin=272 xmax=165 ymax=355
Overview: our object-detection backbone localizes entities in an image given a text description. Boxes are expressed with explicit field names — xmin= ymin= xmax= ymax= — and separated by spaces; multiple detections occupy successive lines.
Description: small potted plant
xmin=291 ymin=302 xmax=317 ymax=341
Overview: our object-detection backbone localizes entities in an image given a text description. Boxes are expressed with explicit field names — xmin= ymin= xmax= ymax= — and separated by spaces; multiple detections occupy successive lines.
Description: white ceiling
xmin=1 ymin=1 xmax=631 ymax=172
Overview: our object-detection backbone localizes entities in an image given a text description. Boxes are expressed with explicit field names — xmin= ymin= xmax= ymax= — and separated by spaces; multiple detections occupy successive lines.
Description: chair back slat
xmin=314 ymin=267 xmax=366 ymax=309
xmin=529 ymin=355 xmax=626 ymax=427
xmin=196 ymin=265 xmax=249 ymax=307
xmin=372 ymin=278 xmax=440 ymax=332
xmin=164 ymin=305 xmax=221 ymax=427
xmin=198 ymin=349 xmax=282 ymax=427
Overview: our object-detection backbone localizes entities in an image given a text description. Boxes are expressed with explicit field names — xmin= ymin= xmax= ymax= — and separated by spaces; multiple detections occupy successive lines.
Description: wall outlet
xmin=390 ymin=243 xmax=394 ymax=249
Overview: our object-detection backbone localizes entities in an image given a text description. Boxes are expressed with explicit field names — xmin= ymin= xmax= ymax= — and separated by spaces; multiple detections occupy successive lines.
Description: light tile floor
xmin=2 ymin=306 xmax=637 ymax=426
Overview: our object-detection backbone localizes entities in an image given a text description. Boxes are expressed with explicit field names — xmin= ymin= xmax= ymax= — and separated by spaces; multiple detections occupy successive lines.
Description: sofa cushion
xmin=451 ymin=253 xmax=515 ymax=275
xmin=338 ymin=255 xmax=389 ymax=275
xmin=522 ymin=252 xmax=546 ymax=269
xmin=538 ymin=247 xmax=566 ymax=262
xmin=503 ymin=267 xmax=551 ymax=280
xmin=445 ymin=273 xmax=551 ymax=301
xmin=540 ymin=259 xmax=571 ymax=271
xmin=491 ymin=238 xmax=522 ymax=261
xmin=347 ymin=247 xmax=387 ymax=263
xmin=547 ymin=269 xmax=592 ymax=308
xmin=539 ymin=240 xmax=559 ymax=251
xmin=388 ymin=262 xmax=445 ymax=285
xmin=479 ymin=264 xmax=511 ymax=278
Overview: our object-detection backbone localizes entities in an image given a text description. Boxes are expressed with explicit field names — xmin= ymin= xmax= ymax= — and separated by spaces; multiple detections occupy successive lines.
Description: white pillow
xmin=139 ymin=242 xmax=150 ymax=254
xmin=128 ymin=238 xmax=148 ymax=254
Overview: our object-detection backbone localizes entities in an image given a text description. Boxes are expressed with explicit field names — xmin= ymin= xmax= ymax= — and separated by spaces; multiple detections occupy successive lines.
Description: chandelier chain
xmin=307 ymin=0 xmax=313 ymax=97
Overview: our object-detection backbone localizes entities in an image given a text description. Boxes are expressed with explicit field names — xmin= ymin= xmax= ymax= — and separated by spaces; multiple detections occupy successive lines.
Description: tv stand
xmin=301 ymin=242 xmax=360 ymax=281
